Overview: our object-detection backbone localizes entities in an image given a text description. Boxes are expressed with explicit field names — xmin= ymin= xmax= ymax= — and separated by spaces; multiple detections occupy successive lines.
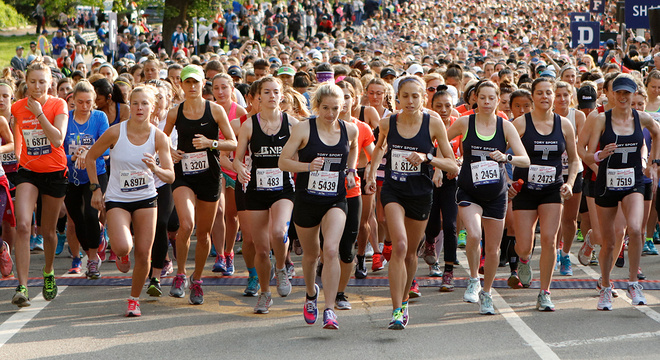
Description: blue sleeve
xmin=96 ymin=111 xmax=111 ymax=158
xmin=64 ymin=115 xmax=73 ymax=165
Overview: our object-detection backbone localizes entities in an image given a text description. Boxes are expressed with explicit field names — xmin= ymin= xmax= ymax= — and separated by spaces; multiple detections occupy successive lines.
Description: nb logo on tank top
xmin=614 ymin=146 xmax=637 ymax=163
xmin=534 ymin=144 xmax=557 ymax=160
xmin=256 ymin=146 xmax=282 ymax=156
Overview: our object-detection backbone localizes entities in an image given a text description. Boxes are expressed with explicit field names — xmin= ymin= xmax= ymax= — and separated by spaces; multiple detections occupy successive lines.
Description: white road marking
xmin=456 ymin=250 xmax=560 ymax=360
xmin=547 ymin=330 xmax=660 ymax=348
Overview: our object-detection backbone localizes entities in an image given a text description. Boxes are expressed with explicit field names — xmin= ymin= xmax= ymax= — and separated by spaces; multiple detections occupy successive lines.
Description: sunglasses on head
xmin=427 ymin=85 xmax=448 ymax=92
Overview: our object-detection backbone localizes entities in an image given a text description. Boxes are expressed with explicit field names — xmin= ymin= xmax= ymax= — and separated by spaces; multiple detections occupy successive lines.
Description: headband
xmin=594 ymin=78 xmax=605 ymax=84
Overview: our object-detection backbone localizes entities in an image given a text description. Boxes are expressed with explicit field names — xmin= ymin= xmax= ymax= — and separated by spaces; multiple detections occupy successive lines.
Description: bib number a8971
xmin=120 ymin=170 xmax=149 ymax=192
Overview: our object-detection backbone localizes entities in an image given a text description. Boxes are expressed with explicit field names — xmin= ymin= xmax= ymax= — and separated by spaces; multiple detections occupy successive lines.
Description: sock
xmin=470 ymin=277 xmax=479 ymax=281
xmin=541 ymin=289 xmax=551 ymax=295
xmin=444 ymin=263 xmax=453 ymax=273
xmin=247 ymin=267 xmax=257 ymax=277
xmin=129 ymin=296 xmax=139 ymax=301
xmin=306 ymin=288 xmax=317 ymax=300
xmin=561 ymin=250 xmax=569 ymax=257
xmin=646 ymin=237 xmax=652 ymax=242
xmin=520 ymin=258 xmax=529 ymax=264
xmin=43 ymin=268 xmax=54 ymax=276
xmin=276 ymin=267 xmax=286 ymax=272
xmin=336 ymin=292 xmax=344 ymax=298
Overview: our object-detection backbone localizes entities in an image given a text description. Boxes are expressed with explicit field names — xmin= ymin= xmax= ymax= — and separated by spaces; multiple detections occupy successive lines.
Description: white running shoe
xmin=627 ymin=283 xmax=647 ymax=305
xmin=463 ymin=278 xmax=481 ymax=303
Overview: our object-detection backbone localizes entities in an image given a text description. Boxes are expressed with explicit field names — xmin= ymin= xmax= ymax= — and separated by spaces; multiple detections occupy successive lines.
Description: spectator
xmin=34 ymin=0 xmax=45 ymax=35
xmin=52 ymin=30 xmax=68 ymax=57
xmin=11 ymin=46 xmax=28 ymax=72
xmin=28 ymin=41 xmax=42 ymax=57
xmin=226 ymin=15 xmax=240 ymax=41
xmin=38 ymin=29 xmax=51 ymax=55
xmin=171 ymin=24 xmax=188 ymax=49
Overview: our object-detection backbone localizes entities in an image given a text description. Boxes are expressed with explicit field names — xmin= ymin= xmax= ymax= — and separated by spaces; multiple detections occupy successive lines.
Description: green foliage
xmin=0 ymin=0 xmax=28 ymax=28
xmin=0 ymin=34 xmax=34 ymax=67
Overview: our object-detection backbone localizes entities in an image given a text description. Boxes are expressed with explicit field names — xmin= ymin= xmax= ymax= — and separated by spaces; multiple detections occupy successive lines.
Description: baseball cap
xmin=181 ymin=64 xmax=205 ymax=82
xmin=577 ymin=85 xmax=597 ymax=109
xmin=227 ymin=66 xmax=242 ymax=78
xmin=611 ymin=76 xmax=637 ymax=93
xmin=380 ymin=68 xmax=397 ymax=78
xmin=406 ymin=64 xmax=424 ymax=75
xmin=276 ymin=66 xmax=295 ymax=77
xmin=539 ymin=70 xmax=556 ymax=78
xmin=268 ymin=57 xmax=282 ymax=65
xmin=635 ymin=36 xmax=645 ymax=43
xmin=16 ymin=45 xmax=23 ymax=50
xmin=91 ymin=58 xmax=105 ymax=67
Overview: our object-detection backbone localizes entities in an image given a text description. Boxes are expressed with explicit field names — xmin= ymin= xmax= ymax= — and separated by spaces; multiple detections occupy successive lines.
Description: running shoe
xmin=212 ymin=254 xmax=226 ymax=273
xmin=590 ymin=248 xmax=599 ymax=265
xmin=637 ymin=267 xmax=646 ymax=280
xmin=42 ymin=269 xmax=58 ymax=301
xmin=615 ymin=245 xmax=625 ymax=268
xmin=423 ymin=241 xmax=437 ymax=265
xmin=0 ymin=241 xmax=13 ymax=277
xmin=478 ymin=255 xmax=485 ymax=275
xmin=11 ymin=285 xmax=30 ymax=307
xmin=536 ymin=290 xmax=555 ymax=311
xmin=576 ymin=229 xmax=584 ymax=242
xmin=479 ymin=290 xmax=495 ymax=315
xmin=335 ymin=292 xmax=351 ymax=310
xmin=169 ymin=273 xmax=188 ymax=298
xmin=189 ymin=276 xmax=204 ymax=305
xmin=627 ymin=283 xmax=647 ymax=305
xmin=388 ymin=308 xmax=405 ymax=330
xmin=254 ymin=292 xmax=273 ymax=314
xmin=147 ymin=277 xmax=162 ymax=297
xmin=285 ymin=262 xmax=295 ymax=279
xmin=116 ymin=255 xmax=131 ymax=273
xmin=108 ymin=248 xmax=117 ymax=262
xmin=161 ymin=260 xmax=174 ymax=277
xmin=643 ymin=240 xmax=659 ymax=255
xmin=293 ymin=238 xmax=303 ymax=255
xmin=555 ymin=250 xmax=560 ymax=271
xmin=29 ymin=234 xmax=37 ymax=251
xmin=654 ymin=225 xmax=660 ymax=245
xmin=55 ymin=231 xmax=66 ymax=255
xmin=596 ymin=277 xmax=619 ymax=298
xmin=85 ymin=258 xmax=101 ymax=279
xmin=210 ymin=244 xmax=217 ymax=257
xmin=371 ymin=253 xmax=384 ymax=271
xmin=463 ymin=278 xmax=481 ymax=303
xmin=355 ymin=255 xmax=367 ymax=279
xmin=457 ymin=230 xmax=467 ymax=248
xmin=276 ymin=268 xmax=292 ymax=297
xmin=323 ymin=308 xmax=339 ymax=329
xmin=365 ymin=242 xmax=374 ymax=257
xmin=508 ymin=271 xmax=523 ymax=289
xmin=401 ymin=300 xmax=409 ymax=326
xmin=577 ymin=230 xmax=593 ymax=266
xmin=597 ymin=287 xmax=613 ymax=311
xmin=642 ymin=240 xmax=651 ymax=255
xmin=33 ymin=235 xmax=44 ymax=251
xmin=223 ymin=252 xmax=235 ymax=275
xmin=439 ymin=270 xmax=454 ymax=292
xmin=304 ymin=283 xmax=319 ymax=324
xmin=69 ymin=257 xmax=82 ymax=274
xmin=429 ymin=262 xmax=442 ymax=277
xmin=243 ymin=275 xmax=259 ymax=297
xmin=382 ymin=242 xmax=392 ymax=262
xmin=97 ymin=231 xmax=108 ymax=262
xmin=518 ymin=260 xmax=532 ymax=288
xmin=409 ymin=279 xmax=421 ymax=298
xmin=126 ymin=298 xmax=141 ymax=317
xmin=559 ymin=254 xmax=573 ymax=276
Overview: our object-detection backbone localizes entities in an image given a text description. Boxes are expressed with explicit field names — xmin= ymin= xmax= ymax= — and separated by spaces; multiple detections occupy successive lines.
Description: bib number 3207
xmin=182 ymin=151 xmax=209 ymax=175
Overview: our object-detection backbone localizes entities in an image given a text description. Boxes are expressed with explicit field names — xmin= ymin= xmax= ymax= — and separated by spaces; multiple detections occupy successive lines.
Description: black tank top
xmin=247 ymin=113 xmax=294 ymax=192
xmin=174 ymin=100 xmax=220 ymax=179
xmin=513 ymin=113 xmax=565 ymax=192
xmin=383 ymin=113 xmax=434 ymax=197
xmin=457 ymin=114 xmax=508 ymax=200
xmin=595 ymin=109 xmax=643 ymax=194
xmin=296 ymin=118 xmax=349 ymax=204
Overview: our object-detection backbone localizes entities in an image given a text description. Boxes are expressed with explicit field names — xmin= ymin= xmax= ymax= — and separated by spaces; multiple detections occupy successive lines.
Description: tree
xmin=162 ymin=0 xmax=222 ymax=54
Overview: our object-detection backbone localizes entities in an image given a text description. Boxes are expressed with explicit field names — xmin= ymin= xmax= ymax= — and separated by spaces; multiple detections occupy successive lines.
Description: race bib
xmin=23 ymin=129 xmax=51 ymax=156
xmin=470 ymin=160 xmax=499 ymax=186
xmin=120 ymin=170 xmax=149 ymax=192
xmin=390 ymin=149 xmax=419 ymax=182
xmin=527 ymin=165 xmax=556 ymax=190
xmin=606 ymin=168 xmax=634 ymax=191
xmin=256 ymin=168 xmax=283 ymax=191
xmin=1 ymin=151 xmax=17 ymax=165
xmin=561 ymin=151 xmax=569 ymax=176
xmin=181 ymin=151 xmax=209 ymax=175
xmin=307 ymin=171 xmax=339 ymax=196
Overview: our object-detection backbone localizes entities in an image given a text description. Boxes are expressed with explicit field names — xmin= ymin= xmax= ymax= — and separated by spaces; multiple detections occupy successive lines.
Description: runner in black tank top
xmin=585 ymin=75 xmax=660 ymax=311
xmin=446 ymin=81 xmax=529 ymax=316
xmin=509 ymin=78 xmax=579 ymax=311
xmin=279 ymin=83 xmax=359 ymax=330
xmin=163 ymin=64 xmax=237 ymax=306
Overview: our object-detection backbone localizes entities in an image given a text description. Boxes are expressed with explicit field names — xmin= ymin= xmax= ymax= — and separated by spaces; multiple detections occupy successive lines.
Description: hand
xmin=598 ymin=143 xmax=617 ymax=161
xmin=192 ymin=134 xmax=212 ymax=150
xmin=236 ymin=163 xmax=251 ymax=184
xmin=507 ymin=184 xmax=519 ymax=199
xmin=347 ymin=173 xmax=356 ymax=189
xmin=645 ymin=163 xmax=658 ymax=192
xmin=141 ymin=152 xmax=158 ymax=171
xmin=560 ymin=183 xmax=573 ymax=201
xmin=91 ymin=189 xmax=105 ymax=212
xmin=170 ymin=148 xmax=184 ymax=163
xmin=489 ymin=150 xmax=507 ymax=163
xmin=364 ymin=179 xmax=376 ymax=195
xmin=432 ymin=168 xmax=443 ymax=187
xmin=406 ymin=152 xmax=425 ymax=167
xmin=74 ymin=148 xmax=87 ymax=170
xmin=25 ymin=97 xmax=43 ymax=117
xmin=309 ymin=157 xmax=324 ymax=172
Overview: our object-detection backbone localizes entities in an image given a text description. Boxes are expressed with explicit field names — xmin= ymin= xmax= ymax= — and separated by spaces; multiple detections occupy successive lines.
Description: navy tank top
xmin=513 ymin=113 xmax=565 ymax=192
xmin=296 ymin=118 xmax=349 ymax=204
xmin=383 ymin=113 xmax=434 ymax=197
xmin=247 ymin=113 xmax=294 ymax=192
xmin=595 ymin=109 xmax=643 ymax=194
xmin=457 ymin=114 xmax=508 ymax=200
xmin=174 ymin=100 xmax=220 ymax=179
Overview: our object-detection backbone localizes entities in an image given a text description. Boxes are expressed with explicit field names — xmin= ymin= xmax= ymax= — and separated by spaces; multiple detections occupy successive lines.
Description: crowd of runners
xmin=1 ymin=0 xmax=660 ymax=330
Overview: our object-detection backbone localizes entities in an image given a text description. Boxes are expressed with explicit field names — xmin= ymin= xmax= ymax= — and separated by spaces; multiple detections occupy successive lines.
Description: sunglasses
xmin=427 ymin=85 xmax=448 ymax=92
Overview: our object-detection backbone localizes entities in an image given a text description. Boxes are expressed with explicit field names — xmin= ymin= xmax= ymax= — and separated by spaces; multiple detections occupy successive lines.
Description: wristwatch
xmin=425 ymin=153 xmax=434 ymax=163
xmin=211 ymin=140 xmax=219 ymax=149
xmin=652 ymin=159 xmax=660 ymax=166
xmin=89 ymin=183 xmax=101 ymax=192
xmin=506 ymin=154 xmax=513 ymax=163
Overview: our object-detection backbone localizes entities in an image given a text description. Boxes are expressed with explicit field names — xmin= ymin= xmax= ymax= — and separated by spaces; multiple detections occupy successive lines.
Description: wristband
xmin=37 ymin=113 xmax=44 ymax=119
xmin=347 ymin=168 xmax=357 ymax=173
xmin=594 ymin=151 xmax=602 ymax=163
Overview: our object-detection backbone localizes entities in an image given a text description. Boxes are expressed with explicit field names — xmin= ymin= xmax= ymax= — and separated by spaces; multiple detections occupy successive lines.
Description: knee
xmin=15 ymin=221 xmax=31 ymax=236
xmin=392 ymin=239 xmax=407 ymax=258
xmin=178 ymin=220 xmax=194 ymax=236
xmin=323 ymin=247 xmax=338 ymax=261
xmin=627 ymin=226 xmax=642 ymax=240
xmin=339 ymin=247 xmax=354 ymax=263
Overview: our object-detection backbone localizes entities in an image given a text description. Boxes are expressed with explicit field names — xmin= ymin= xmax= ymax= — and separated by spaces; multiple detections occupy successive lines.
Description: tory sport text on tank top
xmin=174 ymin=100 xmax=221 ymax=178
xmin=513 ymin=113 xmax=565 ymax=192
xmin=247 ymin=112 xmax=294 ymax=192
xmin=457 ymin=114 xmax=508 ymax=201
xmin=105 ymin=121 xmax=157 ymax=202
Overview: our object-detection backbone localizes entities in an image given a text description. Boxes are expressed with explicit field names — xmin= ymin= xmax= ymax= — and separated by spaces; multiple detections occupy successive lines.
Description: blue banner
xmin=625 ymin=0 xmax=656 ymax=29
xmin=569 ymin=12 xmax=591 ymax=22
xmin=589 ymin=0 xmax=605 ymax=14
xmin=571 ymin=21 xmax=600 ymax=49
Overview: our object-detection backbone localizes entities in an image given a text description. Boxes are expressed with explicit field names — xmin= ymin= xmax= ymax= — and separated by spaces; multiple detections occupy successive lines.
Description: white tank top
xmin=154 ymin=119 xmax=177 ymax=189
xmin=561 ymin=107 xmax=583 ymax=175
xmin=105 ymin=121 xmax=158 ymax=202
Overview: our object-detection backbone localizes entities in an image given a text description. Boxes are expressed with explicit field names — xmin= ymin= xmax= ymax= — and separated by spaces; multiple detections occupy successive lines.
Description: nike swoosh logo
xmin=278 ymin=136 xmax=286 ymax=140
xmin=201 ymin=122 xmax=208 ymax=126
